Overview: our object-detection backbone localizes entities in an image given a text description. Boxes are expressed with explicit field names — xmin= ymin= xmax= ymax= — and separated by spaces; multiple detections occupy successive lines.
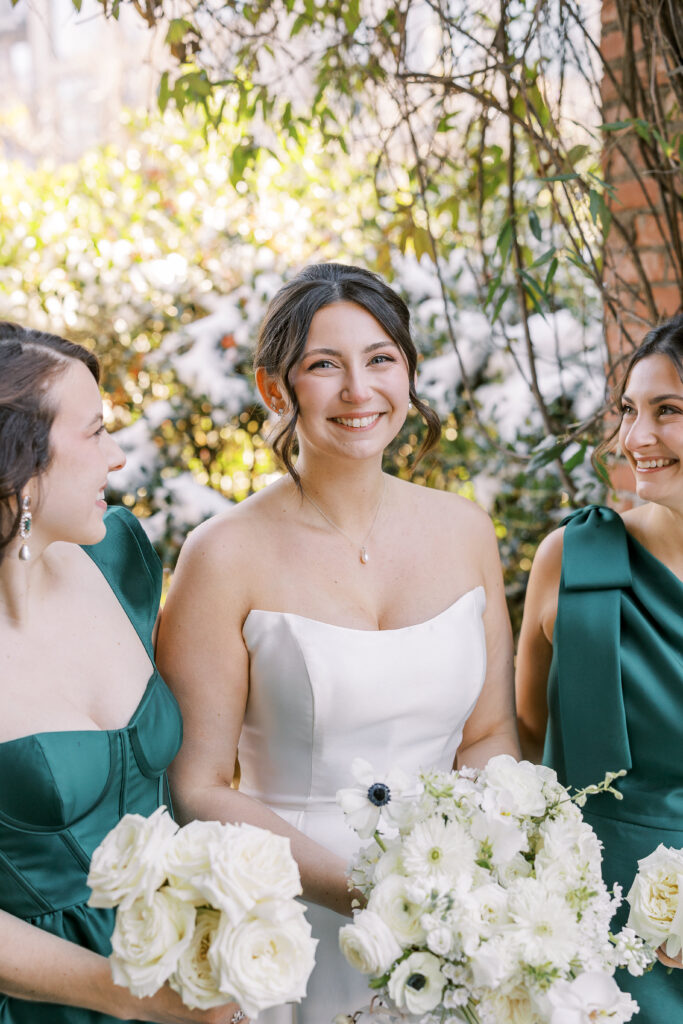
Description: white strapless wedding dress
xmin=239 ymin=586 xmax=487 ymax=1024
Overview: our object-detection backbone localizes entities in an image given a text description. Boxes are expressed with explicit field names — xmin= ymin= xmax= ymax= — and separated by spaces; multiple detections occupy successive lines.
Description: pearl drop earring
xmin=18 ymin=495 xmax=32 ymax=561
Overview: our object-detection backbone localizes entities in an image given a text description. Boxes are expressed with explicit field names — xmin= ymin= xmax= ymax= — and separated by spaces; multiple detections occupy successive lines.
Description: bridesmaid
xmin=0 ymin=323 xmax=246 ymax=1024
xmin=516 ymin=314 xmax=683 ymax=1021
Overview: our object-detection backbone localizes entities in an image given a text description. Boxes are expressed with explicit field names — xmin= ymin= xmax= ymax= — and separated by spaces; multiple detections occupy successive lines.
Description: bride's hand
xmin=656 ymin=945 xmax=682 ymax=969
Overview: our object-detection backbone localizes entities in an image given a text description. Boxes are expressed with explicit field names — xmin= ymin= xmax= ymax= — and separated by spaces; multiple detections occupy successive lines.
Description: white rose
xmin=166 ymin=820 xmax=228 ymax=905
xmin=547 ymin=971 xmax=638 ymax=1024
xmin=386 ymin=951 xmax=444 ymax=1014
xmin=367 ymin=875 xmax=426 ymax=946
xmin=87 ymin=806 xmax=177 ymax=909
xmin=481 ymin=756 xmax=547 ymax=819
xmin=339 ymin=909 xmax=403 ymax=975
xmin=168 ymin=908 xmax=226 ymax=1010
xmin=627 ymin=844 xmax=683 ymax=952
xmin=109 ymin=889 xmax=196 ymax=998
xmin=209 ymin=903 xmax=317 ymax=1017
xmin=196 ymin=824 xmax=302 ymax=925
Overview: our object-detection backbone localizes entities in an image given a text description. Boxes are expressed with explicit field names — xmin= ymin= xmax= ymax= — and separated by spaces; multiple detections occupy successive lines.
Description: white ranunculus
xmin=165 ymin=820 xmax=227 ymax=905
xmin=196 ymin=824 xmax=302 ymax=925
xmin=481 ymin=756 xmax=548 ymax=819
xmin=479 ymin=982 xmax=542 ymax=1024
xmin=547 ymin=971 xmax=638 ymax=1024
xmin=109 ymin=888 xmax=196 ymax=998
xmin=367 ymin=874 xmax=426 ymax=946
xmin=339 ymin=909 xmax=403 ymax=975
xmin=627 ymin=843 xmax=683 ymax=955
xmin=209 ymin=903 xmax=317 ymax=1017
xmin=168 ymin=907 xmax=226 ymax=1010
xmin=386 ymin=951 xmax=444 ymax=1014
xmin=87 ymin=806 xmax=178 ymax=909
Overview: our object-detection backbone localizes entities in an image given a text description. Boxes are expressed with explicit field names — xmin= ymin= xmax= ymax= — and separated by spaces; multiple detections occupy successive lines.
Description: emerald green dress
xmin=544 ymin=505 xmax=683 ymax=1022
xmin=0 ymin=507 xmax=183 ymax=1023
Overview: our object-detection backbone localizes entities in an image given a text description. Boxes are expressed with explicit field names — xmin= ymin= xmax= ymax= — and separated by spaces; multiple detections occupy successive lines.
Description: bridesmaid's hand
xmin=656 ymin=945 xmax=682 ymax=969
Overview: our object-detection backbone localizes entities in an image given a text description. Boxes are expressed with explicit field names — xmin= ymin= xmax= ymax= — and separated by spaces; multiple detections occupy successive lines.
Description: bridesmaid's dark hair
xmin=0 ymin=322 xmax=100 ymax=564
xmin=253 ymin=262 xmax=441 ymax=484
xmin=594 ymin=312 xmax=683 ymax=470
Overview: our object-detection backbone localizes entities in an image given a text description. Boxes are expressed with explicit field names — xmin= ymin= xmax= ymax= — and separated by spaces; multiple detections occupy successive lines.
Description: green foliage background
xmin=0 ymin=105 xmax=606 ymax=632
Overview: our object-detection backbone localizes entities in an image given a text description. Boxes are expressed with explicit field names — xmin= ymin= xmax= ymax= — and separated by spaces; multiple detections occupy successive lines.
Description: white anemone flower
xmin=336 ymin=759 xmax=416 ymax=839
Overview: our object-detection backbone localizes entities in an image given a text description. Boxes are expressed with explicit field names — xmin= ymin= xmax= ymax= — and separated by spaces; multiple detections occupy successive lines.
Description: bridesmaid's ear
xmin=256 ymin=367 xmax=288 ymax=416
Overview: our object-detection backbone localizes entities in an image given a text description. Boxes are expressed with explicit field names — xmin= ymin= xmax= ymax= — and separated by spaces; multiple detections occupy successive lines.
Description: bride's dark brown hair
xmin=0 ymin=322 xmax=100 ymax=564
xmin=253 ymin=263 xmax=441 ymax=483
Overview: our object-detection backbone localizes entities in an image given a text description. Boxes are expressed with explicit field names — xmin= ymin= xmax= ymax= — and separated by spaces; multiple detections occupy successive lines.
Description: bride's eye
xmin=369 ymin=353 xmax=395 ymax=365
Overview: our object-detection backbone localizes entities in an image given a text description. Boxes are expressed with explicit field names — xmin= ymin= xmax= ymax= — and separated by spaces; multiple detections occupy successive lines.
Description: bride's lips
xmin=329 ymin=413 xmax=384 ymax=431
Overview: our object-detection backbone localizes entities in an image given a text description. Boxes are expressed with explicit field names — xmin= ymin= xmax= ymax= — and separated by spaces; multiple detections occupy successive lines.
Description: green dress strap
xmin=81 ymin=505 xmax=161 ymax=660
xmin=545 ymin=504 xmax=633 ymax=790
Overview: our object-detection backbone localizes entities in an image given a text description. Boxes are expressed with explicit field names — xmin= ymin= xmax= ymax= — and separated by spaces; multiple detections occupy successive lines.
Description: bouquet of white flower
xmin=336 ymin=756 xmax=655 ymax=1024
xmin=626 ymin=843 xmax=683 ymax=960
xmin=87 ymin=807 xmax=317 ymax=1018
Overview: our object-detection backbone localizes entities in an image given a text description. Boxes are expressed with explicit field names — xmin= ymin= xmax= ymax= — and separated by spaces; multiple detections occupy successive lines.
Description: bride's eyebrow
xmin=305 ymin=342 xmax=398 ymax=357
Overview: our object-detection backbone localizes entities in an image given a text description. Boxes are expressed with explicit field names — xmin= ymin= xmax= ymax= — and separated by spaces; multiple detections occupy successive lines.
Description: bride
xmin=157 ymin=263 xmax=521 ymax=1023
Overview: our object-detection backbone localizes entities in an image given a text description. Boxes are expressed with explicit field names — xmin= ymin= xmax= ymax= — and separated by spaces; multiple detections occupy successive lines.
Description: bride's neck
xmin=294 ymin=456 xmax=386 ymax=529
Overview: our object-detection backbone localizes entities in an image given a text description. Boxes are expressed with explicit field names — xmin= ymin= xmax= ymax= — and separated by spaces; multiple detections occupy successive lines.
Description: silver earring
xmin=408 ymin=401 xmax=413 ymax=410
xmin=18 ymin=495 xmax=32 ymax=561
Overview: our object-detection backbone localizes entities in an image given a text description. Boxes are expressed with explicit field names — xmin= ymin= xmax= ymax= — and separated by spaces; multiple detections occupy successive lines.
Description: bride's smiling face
xmin=288 ymin=301 xmax=411 ymax=462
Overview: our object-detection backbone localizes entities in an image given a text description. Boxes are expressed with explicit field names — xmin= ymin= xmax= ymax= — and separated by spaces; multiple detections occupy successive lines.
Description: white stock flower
xmin=339 ymin=909 xmax=403 ymax=975
xmin=547 ymin=972 xmax=638 ymax=1024
xmin=337 ymin=758 xmax=417 ymax=839
xmin=209 ymin=904 xmax=317 ymax=1017
xmin=196 ymin=824 xmax=302 ymax=925
xmin=626 ymin=843 xmax=683 ymax=956
xmin=165 ymin=820 xmax=227 ymax=905
xmin=87 ymin=805 xmax=177 ymax=909
xmin=109 ymin=888 xmax=196 ymax=998
xmin=168 ymin=907 xmax=225 ymax=1009
xmin=386 ymin=951 xmax=444 ymax=1014
xmin=481 ymin=756 xmax=548 ymax=819
xmin=403 ymin=816 xmax=477 ymax=882
xmin=425 ymin=923 xmax=454 ymax=956
xmin=368 ymin=874 xmax=426 ymax=946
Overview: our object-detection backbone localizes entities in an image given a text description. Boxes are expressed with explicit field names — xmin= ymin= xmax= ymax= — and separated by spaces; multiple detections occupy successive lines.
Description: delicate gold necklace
xmin=302 ymin=479 xmax=386 ymax=565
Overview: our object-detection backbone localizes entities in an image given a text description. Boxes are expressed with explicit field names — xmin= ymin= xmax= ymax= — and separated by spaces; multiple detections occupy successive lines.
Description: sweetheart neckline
xmin=244 ymin=584 xmax=484 ymax=635
xmin=0 ymin=668 xmax=161 ymax=749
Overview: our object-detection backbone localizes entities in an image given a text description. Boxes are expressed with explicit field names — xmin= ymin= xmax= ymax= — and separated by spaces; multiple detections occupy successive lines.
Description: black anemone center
xmin=367 ymin=782 xmax=391 ymax=806
xmin=407 ymin=973 xmax=426 ymax=990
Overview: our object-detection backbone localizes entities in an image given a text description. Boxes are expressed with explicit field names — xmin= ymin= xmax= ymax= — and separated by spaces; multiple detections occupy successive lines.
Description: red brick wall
xmin=600 ymin=0 xmax=683 ymax=497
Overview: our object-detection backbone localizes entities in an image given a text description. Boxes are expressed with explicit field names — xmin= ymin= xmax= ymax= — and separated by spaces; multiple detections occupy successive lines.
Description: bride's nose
xmin=340 ymin=366 xmax=373 ymax=404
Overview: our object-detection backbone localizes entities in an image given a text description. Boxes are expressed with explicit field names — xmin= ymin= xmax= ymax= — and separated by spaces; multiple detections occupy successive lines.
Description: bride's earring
xmin=18 ymin=495 xmax=32 ymax=561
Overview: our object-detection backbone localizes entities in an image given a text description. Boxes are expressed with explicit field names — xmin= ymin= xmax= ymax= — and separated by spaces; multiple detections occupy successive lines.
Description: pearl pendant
xmin=19 ymin=544 xmax=31 ymax=561
xmin=360 ymin=546 xmax=369 ymax=564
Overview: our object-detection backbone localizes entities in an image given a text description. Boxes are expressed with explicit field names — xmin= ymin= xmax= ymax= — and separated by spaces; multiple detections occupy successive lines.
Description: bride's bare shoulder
xmin=176 ymin=480 xmax=287 ymax=570
xmin=399 ymin=477 xmax=493 ymax=533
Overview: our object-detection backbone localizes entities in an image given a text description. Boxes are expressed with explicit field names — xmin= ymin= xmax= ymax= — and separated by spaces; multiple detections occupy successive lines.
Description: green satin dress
xmin=544 ymin=505 xmax=683 ymax=1022
xmin=0 ymin=507 xmax=183 ymax=1023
